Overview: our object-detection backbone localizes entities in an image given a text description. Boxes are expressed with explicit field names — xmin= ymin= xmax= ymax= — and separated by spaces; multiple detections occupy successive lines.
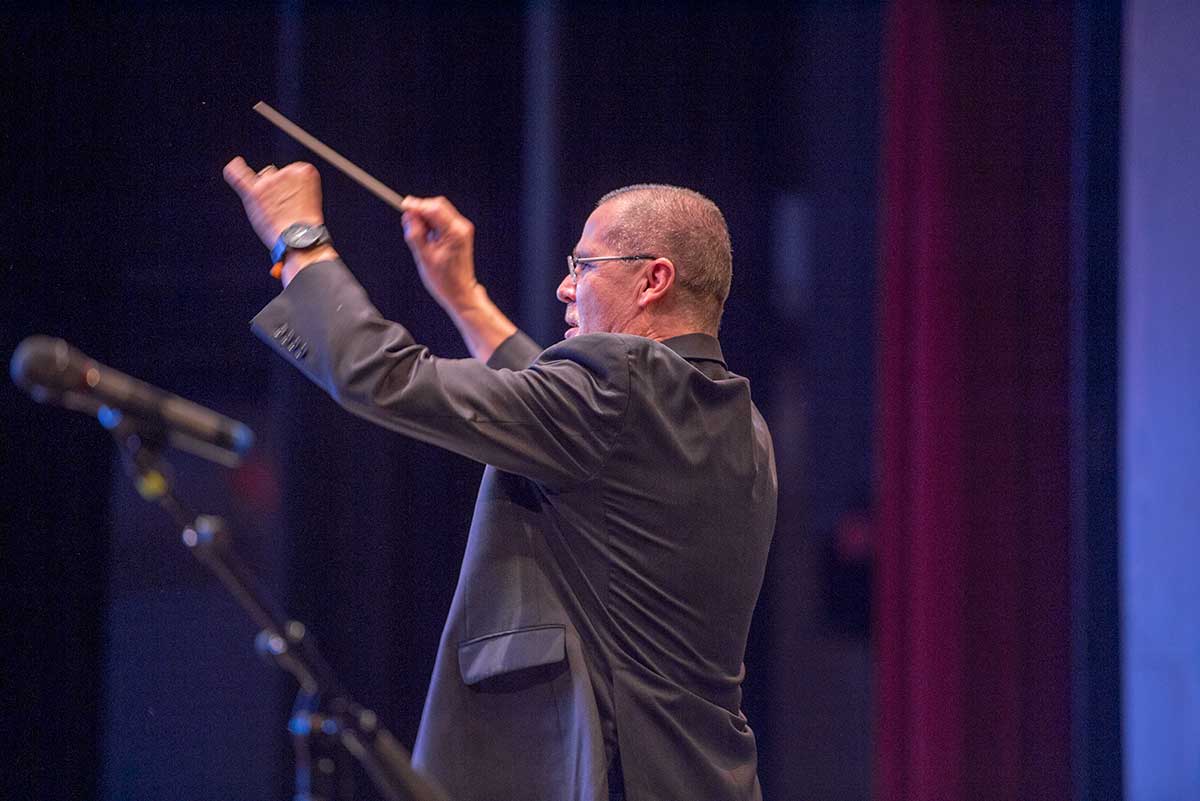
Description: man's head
xmin=558 ymin=184 xmax=732 ymax=340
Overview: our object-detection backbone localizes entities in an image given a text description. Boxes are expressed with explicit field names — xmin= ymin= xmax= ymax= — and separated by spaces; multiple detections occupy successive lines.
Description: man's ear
xmin=637 ymin=258 xmax=676 ymax=309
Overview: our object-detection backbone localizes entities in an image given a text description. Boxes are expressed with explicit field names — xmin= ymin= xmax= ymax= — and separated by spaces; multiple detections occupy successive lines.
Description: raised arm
xmin=222 ymin=157 xmax=518 ymax=362
xmin=248 ymin=259 xmax=629 ymax=488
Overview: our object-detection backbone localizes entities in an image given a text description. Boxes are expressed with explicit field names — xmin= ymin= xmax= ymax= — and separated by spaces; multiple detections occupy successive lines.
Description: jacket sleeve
xmin=250 ymin=259 xmax=630 ymax=488
xmin=486 ymin=330 xmax=544 ymax=371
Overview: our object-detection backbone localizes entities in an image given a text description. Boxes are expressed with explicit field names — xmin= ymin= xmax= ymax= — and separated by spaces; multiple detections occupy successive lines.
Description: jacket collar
xmin=661 ymin=333 xmax=727 ymax=368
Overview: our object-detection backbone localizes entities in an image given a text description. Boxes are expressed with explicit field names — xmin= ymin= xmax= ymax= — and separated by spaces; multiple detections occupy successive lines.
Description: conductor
xmin=224 ymin=157 xmax=777 ymax=801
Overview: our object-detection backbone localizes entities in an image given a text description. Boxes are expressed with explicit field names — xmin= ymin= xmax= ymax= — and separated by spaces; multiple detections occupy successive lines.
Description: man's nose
xmin=556 ymin=273 xmax=575 ymax=303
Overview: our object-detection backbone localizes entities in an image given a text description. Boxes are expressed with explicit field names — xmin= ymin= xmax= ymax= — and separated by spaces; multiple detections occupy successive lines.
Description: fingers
xmin=223 ymin=156 xmax=256 ymax=196
xmin=401 ymin=210 xmax=430 ymax=246
xmin=223 ymin=159 xmax=302 ymax=195
xmin=400 ymin=195 xmax=470 ymax=233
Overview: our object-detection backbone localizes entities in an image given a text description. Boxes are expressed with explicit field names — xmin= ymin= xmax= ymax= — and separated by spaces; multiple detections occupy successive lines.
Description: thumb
xmin=222 ymin=156 xmax=256 ymax=197
xmin=402 ymin=211 xmax=431 ymax=249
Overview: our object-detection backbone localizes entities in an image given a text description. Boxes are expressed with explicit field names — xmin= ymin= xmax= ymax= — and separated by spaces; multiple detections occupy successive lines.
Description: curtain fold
xmin=874 ymin=4 xmax=1074 ymax=800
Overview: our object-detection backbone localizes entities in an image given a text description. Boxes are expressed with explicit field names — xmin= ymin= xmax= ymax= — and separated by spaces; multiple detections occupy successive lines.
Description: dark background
xmin=3 ymin=4 xmax=882 ymax=800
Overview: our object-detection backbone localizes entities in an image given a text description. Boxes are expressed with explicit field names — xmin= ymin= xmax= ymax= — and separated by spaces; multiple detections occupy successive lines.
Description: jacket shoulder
xmin=539 ymin=332 xmax=663 ymax=358
xmin=535 ymin=332 xmax=650 ymax=372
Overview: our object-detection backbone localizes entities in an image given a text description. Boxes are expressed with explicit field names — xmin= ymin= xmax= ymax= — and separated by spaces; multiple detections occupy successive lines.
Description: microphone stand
xmin=109 ymin=416 xmax=450 ymax=801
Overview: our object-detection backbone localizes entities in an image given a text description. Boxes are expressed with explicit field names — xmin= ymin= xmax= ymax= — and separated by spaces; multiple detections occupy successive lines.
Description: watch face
xmin=283 ymin=223 xmax=323 ymax=249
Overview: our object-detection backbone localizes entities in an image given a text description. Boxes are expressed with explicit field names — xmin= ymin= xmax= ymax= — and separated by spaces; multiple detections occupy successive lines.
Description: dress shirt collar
xmin=661 ymin=333 xmax=727 ymax=368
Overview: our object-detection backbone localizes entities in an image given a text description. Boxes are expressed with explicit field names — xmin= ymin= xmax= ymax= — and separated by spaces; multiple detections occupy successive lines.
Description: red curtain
xmin=874 ymin=4 xmax=1073 ymax=800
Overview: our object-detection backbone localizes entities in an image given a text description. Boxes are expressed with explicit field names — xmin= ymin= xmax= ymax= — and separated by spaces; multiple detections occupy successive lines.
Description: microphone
xmin=10 ymin=335 xmax=254 ymax=466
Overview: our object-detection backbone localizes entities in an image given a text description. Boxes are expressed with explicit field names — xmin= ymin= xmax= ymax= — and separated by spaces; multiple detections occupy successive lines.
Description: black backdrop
xmin=2 ymin=4 xmax=882 ymax=800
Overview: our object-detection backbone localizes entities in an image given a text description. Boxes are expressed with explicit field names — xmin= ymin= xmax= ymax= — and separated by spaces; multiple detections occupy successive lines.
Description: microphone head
xmin=10 ymin=335 xmax=80 ymax=401
xmin=12 ymin=334 xmax=256 ymax=464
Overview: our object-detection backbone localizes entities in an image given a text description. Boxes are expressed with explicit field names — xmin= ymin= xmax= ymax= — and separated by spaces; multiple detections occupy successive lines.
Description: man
xmin=223 ymin=157 xmax=777 ymax=801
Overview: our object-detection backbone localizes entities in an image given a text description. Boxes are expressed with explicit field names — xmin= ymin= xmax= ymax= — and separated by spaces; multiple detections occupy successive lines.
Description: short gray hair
xmin=596 ymin=184 xmax=732 ymax=329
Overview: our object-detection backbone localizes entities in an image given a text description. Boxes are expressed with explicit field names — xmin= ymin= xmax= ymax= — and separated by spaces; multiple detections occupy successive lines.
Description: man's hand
xmin=223 ymin=158 xmax=325 ymax=247
xmin=400 ymin=195 xmax=517 ymax=361
xmin=400 ymin=196 xmax=481 ymax=314
xmin=224 ymin=158 xmax=336 ymax=285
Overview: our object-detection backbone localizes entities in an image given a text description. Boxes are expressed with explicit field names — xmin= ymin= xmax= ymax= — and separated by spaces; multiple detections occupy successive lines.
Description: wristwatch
xmin=271 ymin=222 xmax=332 ymax=274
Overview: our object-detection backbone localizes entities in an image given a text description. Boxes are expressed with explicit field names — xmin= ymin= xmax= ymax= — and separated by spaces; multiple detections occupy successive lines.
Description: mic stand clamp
xmin=286 ymin=688 xmax=352 ymax=801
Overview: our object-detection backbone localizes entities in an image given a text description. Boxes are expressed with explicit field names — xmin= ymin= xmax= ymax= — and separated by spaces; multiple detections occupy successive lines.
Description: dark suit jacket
xmin=252 ymin=260 xmax=777 ymax=801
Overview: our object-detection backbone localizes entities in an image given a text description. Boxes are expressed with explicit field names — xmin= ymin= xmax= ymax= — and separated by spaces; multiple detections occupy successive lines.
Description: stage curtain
xmin=874 ymin=4 xmax=1073 ymax=800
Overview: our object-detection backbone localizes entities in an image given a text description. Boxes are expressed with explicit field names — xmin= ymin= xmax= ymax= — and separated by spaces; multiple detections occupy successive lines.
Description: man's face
xmin=557 ymin=199 xmax=643 ymax=339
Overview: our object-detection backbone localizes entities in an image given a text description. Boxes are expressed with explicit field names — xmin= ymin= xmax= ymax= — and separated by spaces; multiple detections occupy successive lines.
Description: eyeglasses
xmin=567 ymin=253 xmax=656 ymax=283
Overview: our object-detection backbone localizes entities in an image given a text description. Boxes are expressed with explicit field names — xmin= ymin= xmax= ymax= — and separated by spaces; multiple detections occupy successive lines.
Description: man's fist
xmin=224 ymin=158 xmax=325 ymax=250
xmin=400 ymin=195 xmax=480 ymax=313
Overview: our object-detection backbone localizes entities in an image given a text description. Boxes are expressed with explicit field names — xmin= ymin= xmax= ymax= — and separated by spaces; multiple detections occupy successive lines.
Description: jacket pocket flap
xmin=457 ymin=624 xmax=566 ymax=686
